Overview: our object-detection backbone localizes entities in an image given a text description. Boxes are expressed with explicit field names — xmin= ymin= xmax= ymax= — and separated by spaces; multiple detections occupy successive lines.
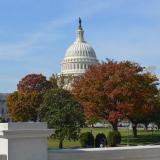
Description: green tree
xmin=86 ymin=115 xmax=99 ymax=127
xmin=39 ymin=88 xmax=84 ymax=149
xmin=152 ymin=90 xmax=160 ymax=129
xmin=0 ymin=116 xmax=5 ymax=123
xmin=127 ymin=72 xmax=158 ymax=137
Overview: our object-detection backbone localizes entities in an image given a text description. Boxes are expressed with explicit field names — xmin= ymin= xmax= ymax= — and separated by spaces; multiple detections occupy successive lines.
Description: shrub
xmin=0 ymin=116 xmax=5 ymax=123
xmin=95 ymin=133 xmax=107 ymax=147
xmin=107 ymin=131 xmax=121 ymax=147
xmin=79 ymin=132 xmax=94 ymax=148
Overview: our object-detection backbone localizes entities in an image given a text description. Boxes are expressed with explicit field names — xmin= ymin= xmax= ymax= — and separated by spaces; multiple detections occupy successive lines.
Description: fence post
xmin=0 ymin=122 xmax=54 ymax=160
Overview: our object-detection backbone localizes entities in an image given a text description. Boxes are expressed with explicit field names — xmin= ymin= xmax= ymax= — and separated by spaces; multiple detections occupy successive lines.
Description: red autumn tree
xmin=7 ymin=74 xmax=51 ymax=122
xmin=72 ymin=60 xmax=158 ymax=137
xmin=124 ymin=72 xmax=158 ymax=136
xmin=7 ymin=91 xmax=42 ymax=122
xmin=17 ymin=74 xmax=51 ymax=93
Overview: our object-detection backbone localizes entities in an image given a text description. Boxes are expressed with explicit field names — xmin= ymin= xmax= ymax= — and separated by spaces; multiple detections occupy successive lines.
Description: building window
xmin=81 ymin=64 xmax=83 ymax=69
xmin=86 ymin=64 xmax=88 ymax=69
xmin=71 ymin=63 xmax=74 ymax=69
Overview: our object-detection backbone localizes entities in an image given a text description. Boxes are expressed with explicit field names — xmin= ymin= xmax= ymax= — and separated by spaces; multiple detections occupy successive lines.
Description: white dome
xmin=61 ymin=18 xmax=99 ymax=76
xmin=65 ymin=42 xmax=97 ymax=58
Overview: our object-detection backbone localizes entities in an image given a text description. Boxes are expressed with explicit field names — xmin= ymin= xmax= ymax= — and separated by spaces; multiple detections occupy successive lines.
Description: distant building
xmin=0 ymin=93 xmax=8 ymax=120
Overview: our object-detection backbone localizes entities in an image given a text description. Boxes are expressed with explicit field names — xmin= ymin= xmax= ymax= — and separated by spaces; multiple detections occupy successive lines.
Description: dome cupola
xmin=61 ymin=18 xmax=99 ymax=76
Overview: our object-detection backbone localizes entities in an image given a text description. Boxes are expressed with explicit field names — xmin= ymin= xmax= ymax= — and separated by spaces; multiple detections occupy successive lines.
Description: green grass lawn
xmin=48 ymin=127 xmax=160 ymax=149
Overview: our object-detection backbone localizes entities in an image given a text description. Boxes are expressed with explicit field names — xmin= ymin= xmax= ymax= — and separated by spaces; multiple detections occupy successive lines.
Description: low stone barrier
xmin=0 ymin=155 xmax=6 ymax=160
xmin=48 ymin=145 xmax=160 ymax=160
xmin=0 ymin=122 xmax=54 ymax=160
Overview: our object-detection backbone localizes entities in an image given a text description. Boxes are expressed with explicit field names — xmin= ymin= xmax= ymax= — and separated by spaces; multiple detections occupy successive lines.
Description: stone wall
xmin=0 ymin=122 xmax=54 ymax=160
xmin=0 ymin=155 xmax=7 ymax=160
xmin=48 ymin=146 xmax=160 ymax=160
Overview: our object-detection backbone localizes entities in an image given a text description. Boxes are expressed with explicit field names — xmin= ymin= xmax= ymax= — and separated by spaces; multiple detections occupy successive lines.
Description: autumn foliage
xmin=7 ymin=74 xmax=51 ymax=122
xmin=72 ymin=60 xmax=158 ymax=136
xmin=7 ymin=91 xmax=42 ymax=122
xmin=17 ymin=74 xmax=51 ymax=93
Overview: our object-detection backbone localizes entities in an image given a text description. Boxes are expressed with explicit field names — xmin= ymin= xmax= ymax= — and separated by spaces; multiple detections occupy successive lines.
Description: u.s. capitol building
xmin=0 ymin=18 xmax=99 ymax=119
xmin=61 ymin=18 xmax=98 ymax=76
xmin=60 ymin=18 xmax=98 ymax=89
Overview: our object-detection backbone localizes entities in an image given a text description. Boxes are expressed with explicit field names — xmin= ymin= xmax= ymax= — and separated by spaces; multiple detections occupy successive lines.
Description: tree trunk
xmin=144 ymin=123 xmax=148 ymax=131
xmin=59 ymin=139 xmax=63 ymax=149
xmin=112 ymin=123 xmax=118 ymax=131
xmin=132 ymin=123 xmax=137 ymax=137
xmin=157 ymin=124 xmax=160 ymax=130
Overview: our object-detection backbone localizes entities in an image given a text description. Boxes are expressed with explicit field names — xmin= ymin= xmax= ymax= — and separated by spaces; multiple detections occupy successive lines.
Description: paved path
xmin=48 ymin=145 xmax=160 ymax=160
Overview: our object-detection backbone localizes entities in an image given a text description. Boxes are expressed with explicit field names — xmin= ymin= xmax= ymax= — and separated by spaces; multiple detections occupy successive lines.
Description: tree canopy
xmin=17 ymin=74 xmax=51 ymax=93
xmin=7 ymin=91 xmax=42 ymax=122
xmin=7 ymin=74 xmax=50 ymax=122
xmin=72 ymin=60 xmax=159 ymax=136
xmin=39 ymin=88 xmax=84 ymax=149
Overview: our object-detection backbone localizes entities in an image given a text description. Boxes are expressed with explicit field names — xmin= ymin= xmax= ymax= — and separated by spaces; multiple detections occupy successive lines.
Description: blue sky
xmin=0 ymin=0 xmax=160 ymax=92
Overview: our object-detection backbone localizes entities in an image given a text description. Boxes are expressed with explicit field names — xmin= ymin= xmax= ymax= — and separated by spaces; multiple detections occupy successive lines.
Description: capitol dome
xmin=60 ymin=18 xmax=99 ymax=76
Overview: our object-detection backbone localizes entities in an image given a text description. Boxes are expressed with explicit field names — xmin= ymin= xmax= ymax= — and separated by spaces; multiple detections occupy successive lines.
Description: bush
xmin=79 ymin=132 xmax=94 ymax=148
xmin=107 ymin=131 xmax=121 ymax=147
xmin=95 ymin=133 xmax=107 ymax=147
xmin=0 ymin=116 xmax=5 ymax=123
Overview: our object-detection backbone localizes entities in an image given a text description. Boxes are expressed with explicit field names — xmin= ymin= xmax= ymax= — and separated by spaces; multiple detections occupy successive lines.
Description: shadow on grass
xmin=48 ymin=129 xmax=160 ymax=149
xmin=122 ymin=130 xmax=160 ymax=145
